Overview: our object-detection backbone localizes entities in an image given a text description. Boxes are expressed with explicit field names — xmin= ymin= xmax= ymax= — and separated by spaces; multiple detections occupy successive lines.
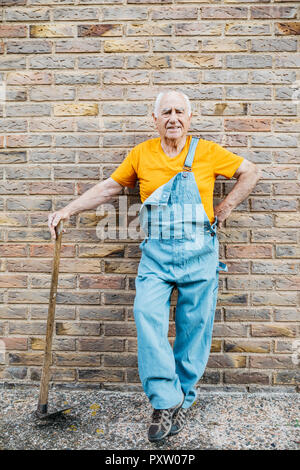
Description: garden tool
xmin=35 ymin=219 xmax=72 ymax=420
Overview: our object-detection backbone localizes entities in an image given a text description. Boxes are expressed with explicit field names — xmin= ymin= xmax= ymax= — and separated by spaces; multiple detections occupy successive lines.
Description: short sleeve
xmin=211 ymin=142 xmax=244 ymax=179
xmin=110 ymin=148 xmax=137 ymax=189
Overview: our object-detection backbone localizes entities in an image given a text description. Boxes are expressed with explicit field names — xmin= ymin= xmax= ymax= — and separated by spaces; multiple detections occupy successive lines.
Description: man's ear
xmin=152 ymin=112 xmax=158 ymax=127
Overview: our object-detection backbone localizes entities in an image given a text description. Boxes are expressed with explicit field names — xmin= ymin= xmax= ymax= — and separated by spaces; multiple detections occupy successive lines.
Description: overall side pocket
xmin=139 ymin=238 xmax=148 ymax=251
xmin=217 ymin=261 xmax=228 ymax=272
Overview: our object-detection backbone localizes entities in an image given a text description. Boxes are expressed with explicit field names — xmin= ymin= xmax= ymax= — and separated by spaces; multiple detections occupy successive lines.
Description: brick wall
xmin=0 ymin=0 xmax=299 ymax=391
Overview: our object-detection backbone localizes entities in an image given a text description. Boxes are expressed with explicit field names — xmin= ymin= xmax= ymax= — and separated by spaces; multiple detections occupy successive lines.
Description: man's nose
xmin=169 ymin=110 xmax=177 ymax=121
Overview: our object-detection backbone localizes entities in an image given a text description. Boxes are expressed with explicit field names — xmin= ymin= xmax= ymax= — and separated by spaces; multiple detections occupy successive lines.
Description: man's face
xmin=152 ymin=92 xmax=192 ymax=141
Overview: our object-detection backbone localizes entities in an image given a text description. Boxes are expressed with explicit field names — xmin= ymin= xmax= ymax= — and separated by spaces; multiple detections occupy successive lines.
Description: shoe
xmin=148 ymin=396 xmax=184 ymax=442
xmin=169 ymin=407 xmax=187 ymax=435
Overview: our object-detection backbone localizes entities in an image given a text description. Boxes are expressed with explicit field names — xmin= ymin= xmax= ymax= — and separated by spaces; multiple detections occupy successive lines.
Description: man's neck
xmin=160 ymin=135 xmax=188 ymax=158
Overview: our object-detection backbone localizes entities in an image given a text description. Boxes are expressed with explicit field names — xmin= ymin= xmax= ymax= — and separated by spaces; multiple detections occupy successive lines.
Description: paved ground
xmin=0 ymin=387 xmax=299 ymax=450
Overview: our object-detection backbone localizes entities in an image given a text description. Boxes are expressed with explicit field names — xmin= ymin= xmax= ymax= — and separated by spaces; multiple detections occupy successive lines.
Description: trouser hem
xmin=151 ymin=394 xmax=184 ymax=410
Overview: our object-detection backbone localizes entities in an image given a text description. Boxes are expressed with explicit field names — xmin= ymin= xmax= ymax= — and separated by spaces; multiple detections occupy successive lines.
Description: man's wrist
xmin=219 ymin=198 xmax=235 ymax=212
xmin=64 ymin=206 xmax=75 ymax=218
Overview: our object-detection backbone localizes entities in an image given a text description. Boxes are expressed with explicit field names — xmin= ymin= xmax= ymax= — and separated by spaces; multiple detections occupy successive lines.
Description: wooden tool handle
xmin=38 ymin=220 xmax=64 ymax=411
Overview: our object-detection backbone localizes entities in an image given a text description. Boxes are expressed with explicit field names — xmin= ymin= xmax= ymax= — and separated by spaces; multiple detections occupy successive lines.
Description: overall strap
xmin=183 ymin=137 xmax=200 ymax=171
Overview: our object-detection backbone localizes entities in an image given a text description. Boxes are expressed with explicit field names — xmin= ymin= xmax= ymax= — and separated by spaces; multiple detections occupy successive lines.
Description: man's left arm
xmin=214 ymin=159 xmax=262 ymax=228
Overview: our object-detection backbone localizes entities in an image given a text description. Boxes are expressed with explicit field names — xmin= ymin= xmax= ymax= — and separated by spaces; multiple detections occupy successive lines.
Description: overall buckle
xmin=183 ymin=165 xmax=192 ymax=172
xmin=210 ymin=216 xmax=218 ymax=236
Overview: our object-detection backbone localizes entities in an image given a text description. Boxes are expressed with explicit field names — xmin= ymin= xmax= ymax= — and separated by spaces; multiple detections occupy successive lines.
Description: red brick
xmin=226 ymin=244 xmax=272 ymax=259
xmin=7 ymin=72 xmax=52 ymax=85
xmin=79 ymin=275 xmax=125 ymax=289
xmin=78 ymin=338 xmax=124 ymax=352
xmin=224 ymin=371 xmax=270 ymax=384
xmin=0 ymin=244 xmax=27 ymax=257
xmin=29 ymin=244 xmax=75 ymax=258
xmin=0 ymin=274 xmax=27 ymax=288
xmin=0 ymin=25 xmax=27 ymax=38
xmin=224 ymin=118 xmax=271 ymax=132
xmin=249 ymin=355 xmax=295 ymax=369
xmin=0 ymin=337 xmax=27 ymax=350
xmin=28 ymin=182 xmax=74 ymax=195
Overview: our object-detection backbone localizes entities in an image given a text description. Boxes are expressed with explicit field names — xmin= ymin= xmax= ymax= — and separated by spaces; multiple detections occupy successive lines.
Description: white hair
xmin=153 ymin=90 xmax=192 ymax=118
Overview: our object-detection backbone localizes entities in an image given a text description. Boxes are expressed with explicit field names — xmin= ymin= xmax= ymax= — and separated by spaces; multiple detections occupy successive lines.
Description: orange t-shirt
xmin=110 ymin=135 xmax=244 ymax=224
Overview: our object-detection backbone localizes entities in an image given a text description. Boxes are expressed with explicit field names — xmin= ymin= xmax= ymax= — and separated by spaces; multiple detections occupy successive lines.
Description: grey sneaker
xmin=148 ymin=396 xmax=184 ymax=442
xmin=169 ymin=407 xmax=187 ymax=435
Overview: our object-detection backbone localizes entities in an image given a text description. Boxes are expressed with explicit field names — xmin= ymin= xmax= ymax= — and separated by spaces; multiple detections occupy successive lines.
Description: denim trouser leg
xmin=173 ymin=275 xmax=219 ymax=409
xmin=134 ymin=273 xmax=184 ymax=409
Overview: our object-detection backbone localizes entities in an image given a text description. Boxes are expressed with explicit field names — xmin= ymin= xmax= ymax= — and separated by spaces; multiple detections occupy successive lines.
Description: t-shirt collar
xmin=156 ymin=135 xmax=192 ymax=159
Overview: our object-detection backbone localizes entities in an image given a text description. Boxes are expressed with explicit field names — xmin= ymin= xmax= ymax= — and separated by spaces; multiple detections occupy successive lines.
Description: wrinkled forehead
xmin=158 ymin=93 xmax=187 ymax=114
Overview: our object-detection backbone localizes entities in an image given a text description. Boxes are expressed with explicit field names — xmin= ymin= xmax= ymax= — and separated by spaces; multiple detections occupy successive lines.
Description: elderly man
xmin=48 ymin=90 xmax=261 ymax=442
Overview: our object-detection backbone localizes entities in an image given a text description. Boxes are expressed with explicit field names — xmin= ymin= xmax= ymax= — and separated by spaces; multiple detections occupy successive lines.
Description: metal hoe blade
xmin=35 ymin=404 xmax=73 ymax=420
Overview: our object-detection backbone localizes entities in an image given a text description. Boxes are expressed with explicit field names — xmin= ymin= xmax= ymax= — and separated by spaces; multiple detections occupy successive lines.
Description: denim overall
xmin=133 ymin=137 xmax=228 ymax=410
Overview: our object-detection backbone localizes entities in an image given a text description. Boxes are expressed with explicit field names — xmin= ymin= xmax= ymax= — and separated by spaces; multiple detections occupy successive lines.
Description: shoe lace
xmin=152 ymin=409 xmax=165 ymax=423
xmin=175 ymin=408 xmax=185 ymax=420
